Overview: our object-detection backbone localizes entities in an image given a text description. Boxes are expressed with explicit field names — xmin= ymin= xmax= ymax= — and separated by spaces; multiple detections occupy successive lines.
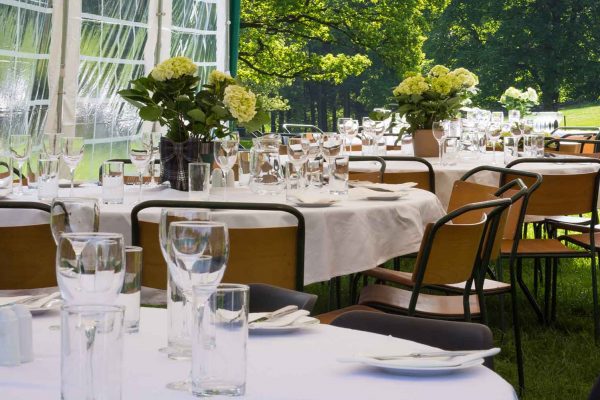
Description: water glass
xmin=116 ymin=246 xmax=142 ymax=333
xmin=61 ymin=305 xmax=124 ymax=400
xmin=329 ymin=155 xmax=349 ymax=195
xmin=237 ymin=151 xmax=251 ymax=186
xmin=504 ymin=136 xmax=518 ymax=164
xmin=285 ymin=162 xmax=305 ymax=202
xmin=532 ymin=134 xmax=545 ymax=157
xmin=443 ymin=137 xmax=459 ymax=166
xmin=37 ymin=158 xmax=59 ymax=201
xmin=188 ymin=162 xmax=210 ymax=201
xmin=192 ymin=284 xmax=249 ymax=397
xmin=102 ymin=161 xmax=125 ymax=204
xmin=306 ymin=159 xmax=323 ymax=188
xmin=0 ymin=155 xmax=11 ymax=197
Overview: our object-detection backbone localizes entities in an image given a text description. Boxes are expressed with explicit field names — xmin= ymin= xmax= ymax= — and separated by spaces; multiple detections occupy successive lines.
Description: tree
xmin=238 ymin=0 xmax=445 ymax=131
xmin=425 ymin=0 xmax=600 ymax=110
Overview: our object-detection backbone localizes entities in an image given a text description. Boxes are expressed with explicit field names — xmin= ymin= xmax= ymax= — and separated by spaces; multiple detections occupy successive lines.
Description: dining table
xmin=0 ymin=183 xmax=445 ymax=285
xmin=351 ymin=150 xmax=600 ymax=206
xmin=0 ymin=307 xmax=518 ymax=400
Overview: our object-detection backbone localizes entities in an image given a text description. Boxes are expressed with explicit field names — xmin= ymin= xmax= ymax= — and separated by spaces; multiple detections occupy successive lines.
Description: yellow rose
xmin=393 ymin=75 xmax=429 ymax=96
xmin=150 ymin=56 xmax=197 ymax=81
xmin=223 ymin=85 xmax=257 ymax=123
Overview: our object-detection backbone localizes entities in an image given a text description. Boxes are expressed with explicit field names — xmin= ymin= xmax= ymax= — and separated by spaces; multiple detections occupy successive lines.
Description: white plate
xmin=125 ymin=182 xmax=170 ymax=192
xmin=249 ymin=317 xmax=320 ymax=334
xmin=292 ymin=201 xmax=337 ymax=208
xmin=365 ymin=193 xmax=408 ymax=201
xmin=343 ymin=357 xmax=484 ymax=376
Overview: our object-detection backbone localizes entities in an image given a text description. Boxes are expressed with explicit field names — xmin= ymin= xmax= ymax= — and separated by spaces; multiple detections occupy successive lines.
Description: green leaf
xmin=187 ymin=108 xmax=206 ymax=122
xmin=139 ymin=106 xmax=162 ymax=121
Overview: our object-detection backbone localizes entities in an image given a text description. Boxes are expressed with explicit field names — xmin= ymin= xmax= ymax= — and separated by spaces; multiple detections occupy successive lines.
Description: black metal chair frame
xmin=380 ymin=156 xmax=436 ymax=194
xmin=130 ymin=200 xmax=307 ymax=291
xmin=0 ymin=200 xmax=51 ymax=213
xmin=348 ymin=155 xmax=386 ymax=184
xmin=505 ymin=158 xmax=600 ymax=342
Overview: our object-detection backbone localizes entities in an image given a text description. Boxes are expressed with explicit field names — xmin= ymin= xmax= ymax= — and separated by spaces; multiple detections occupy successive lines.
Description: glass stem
xmin=70 ymin=168 xmax=75 ymax=197
xmin=138 ymin=171 xmax=143 ymax=202
xmin=20 ymin=161 xmax=25 ymax=192
xmin=438 ymin=143 xmax=443 ymax=166
xmin=222 ymin=169 xmax=228 ymax=201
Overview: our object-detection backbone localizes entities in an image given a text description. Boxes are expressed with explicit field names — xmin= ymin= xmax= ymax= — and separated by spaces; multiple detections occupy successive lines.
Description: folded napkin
xmin=288 ymin=192 xmax=337 ymax=205
xmin=349 ymin=181 xmax=417 ymax=192
xmin=349 ymin=187 xmax=407 ymax=200
xmin=339 ymin=348 xmax=500 ymax=369
xmin=249 ymin=309 xmax=313 ymax=328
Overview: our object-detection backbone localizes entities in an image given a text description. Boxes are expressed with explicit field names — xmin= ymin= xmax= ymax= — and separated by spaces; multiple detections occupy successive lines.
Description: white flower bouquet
xmin=393 ymin=65 xmax=479 ymax=132
xmin=499 ymin=87 xmax=539 ymax=116
xmin=119 ymin=56 xmax=268 ymax=142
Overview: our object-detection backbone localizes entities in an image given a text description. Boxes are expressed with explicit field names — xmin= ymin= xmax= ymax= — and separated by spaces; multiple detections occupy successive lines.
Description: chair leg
xmin=591 ymin=254 xmax=600 ymax=343
xmin=517 ymin=259 xmax=545 ymax=323
xmin=544 ymin=259 xmax=552 ymax=324
xmin=393 ymin=257 xmax=400 ymax=271
xmin=551 ymin=257 xmax=558 ymax=322
xmin=510 ymin=262 xmax=525 ymax=395
xmin=335 ymin=276 xmax=342 ymax=308
xmin=496 ymin=259 xmax=506 ymax=331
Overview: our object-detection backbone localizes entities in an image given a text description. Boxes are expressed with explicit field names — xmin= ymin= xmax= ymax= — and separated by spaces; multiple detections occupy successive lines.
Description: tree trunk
xmin=331 ymin=89 xmax=337 ymax=132
xmin=270 ymin=111 xmax=276 ymax=132
xmin=317 ymin=84 xmax=328 ymax=131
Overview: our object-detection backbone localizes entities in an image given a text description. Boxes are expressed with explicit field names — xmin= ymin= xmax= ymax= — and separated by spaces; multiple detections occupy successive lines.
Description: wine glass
xmin=337 ymin=118 xmax=352 ymax=154
xmin=321 ymin=133 xmax=343 ymax=163
xmin=432 ymin=120 xmax=448 ymax=165
xmin=486 ymin=124 xmax=502 ymax=164
xmin=491 ymin=111 xmax=504 ymax=125
xmin=159 ymin=208 xmax=211 ymax=357
xmin=129 ymin=135 xmax=152 ymax=203
xmin=301 ymin=132 xmax=322 ymax=161
xmin=143 ymin=131 xmax=161 ymax=187
xmin=166 ymin=221 xmax=229 ymax=391
xmin=287 ymin=137 xmax=309 ymax=166
xmin=362 ymin=117 xmax=386 ymax=155
xmin=50 ymin=197 xmax=100 ymax=244
xmin=42 ymin=133 xmax=63 ymax=160
xmin=213 ymin=138 xmax=239 ymax=199
xmin=9 ymin=134 xmax=31 ymax=195
xmin=61 ymin=136 xmax=85 ymax=197
xmin=510 ymin=120 xmax=524 ymax=150
xmin=508 ymin=110 xmax=521 ymax=123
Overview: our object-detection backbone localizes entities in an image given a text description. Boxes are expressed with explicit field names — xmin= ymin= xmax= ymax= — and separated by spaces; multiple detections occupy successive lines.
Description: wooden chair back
xmin=132 ymin=201 xmax=305 ymax=291
xmin=0 ymin=203 xmax=56 ymax=289
xmin=381 ymin=156 xmax=436 ymax=193
xmin=447 ymin=180 xmax=498 ymax=223
xmin=348 ymin=156 xmax=386 ymax=183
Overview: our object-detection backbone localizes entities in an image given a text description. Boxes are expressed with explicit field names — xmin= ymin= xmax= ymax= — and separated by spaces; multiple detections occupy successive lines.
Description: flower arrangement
xmin=393 ymin=65 xmax=479 ymax=132
xmin=499 ymin=87 xmax=539 ymax=116
xmin=118 ymin=56 xmax=268 ymax=142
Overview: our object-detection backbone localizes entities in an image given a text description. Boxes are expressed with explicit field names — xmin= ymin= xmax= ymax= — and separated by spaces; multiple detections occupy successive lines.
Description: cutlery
xmin=248 ymin=305 xmax=299 ymax=323
xmin=366 ymin=348 xmax=500 ymax=360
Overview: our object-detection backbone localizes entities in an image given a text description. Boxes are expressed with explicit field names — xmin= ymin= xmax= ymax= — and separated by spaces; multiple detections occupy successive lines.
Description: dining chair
xmin=0 ymin=201 xmax=56 ymax=289
xmin=249 ymin=283 xmax=317 ymax=313
xmin=380 ymin=156 xmax=436 ymax=193
xmin=131 ymin=200 xmax=306 ymax=291
xmin=589 ymin=375 xmax=600 ymax=400
xmin=356 ymin=197 xmax=512 ymax=321
xmin=505 ymin=158 xmax=600 ymax=341
xmin=348 ymin=155 xmax=386 ymax=183
xmin=330 ymin=310 xmax=496 ymax=369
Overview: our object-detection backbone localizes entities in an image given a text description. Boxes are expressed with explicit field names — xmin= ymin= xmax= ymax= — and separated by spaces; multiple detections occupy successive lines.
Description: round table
xmin=0 ymin=184 xmax=445 ymax=285
xmin=0 ymin=308 xmax=517 ymax=400
xmin=351 ymin=151 xmax=600 ymax=206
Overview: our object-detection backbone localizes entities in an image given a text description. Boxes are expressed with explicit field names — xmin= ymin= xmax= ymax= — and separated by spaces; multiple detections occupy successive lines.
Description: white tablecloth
xmin=352 ymin=151 xmax=600 ymax=206
xmin=0 ymin=308 xmax=517 ymax=400
xmin=0 ymin=185 xmax=445 ymax=285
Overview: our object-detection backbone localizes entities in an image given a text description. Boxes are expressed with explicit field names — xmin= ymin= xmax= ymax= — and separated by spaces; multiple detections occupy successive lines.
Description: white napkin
xmin=349 ymin=181 xmax=417 ymax=192
xmin=289 ymin=193 xmax=336 ymax=205
xmin=0 ymin=296 xmax=31 ymax=307
xmin=0 ymin=292 xmax=61 ymax=308
xmin=339 ymin=348 xmax=500 ymax=368
xmin=349 ymin=187 xmax=407 ymax=200
xmin=249 ymin=309 xmax=313 ymax=328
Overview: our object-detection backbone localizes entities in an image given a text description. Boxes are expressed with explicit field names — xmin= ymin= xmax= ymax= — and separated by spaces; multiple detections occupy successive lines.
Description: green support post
xmin=229 ymin=0 xmax=241 ymax=77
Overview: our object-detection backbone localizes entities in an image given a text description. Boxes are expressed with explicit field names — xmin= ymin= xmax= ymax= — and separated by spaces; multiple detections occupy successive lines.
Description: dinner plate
xmin=341 ymin=356 xmax=484 ymax=376
xmin=292 ymin=201 xmax=337 ymax=208
xmin=249 ymin=316 xmax=320 ymax=334
xmin=365 ymin=193 xmax=408 ymax=201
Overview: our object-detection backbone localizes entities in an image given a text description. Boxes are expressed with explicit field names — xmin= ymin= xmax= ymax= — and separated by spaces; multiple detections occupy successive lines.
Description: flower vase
xmin=412 ymin=129 xmax=439 ymax=158
xmin=159 ymin=137 xmax=214 ymax=191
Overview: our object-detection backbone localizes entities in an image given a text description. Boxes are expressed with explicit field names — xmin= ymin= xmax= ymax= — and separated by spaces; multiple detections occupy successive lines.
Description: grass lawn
xmin=305 ymin=255 xmax=600 ymax=399
xmin=561 ymin=103 xmax=600 ymax=127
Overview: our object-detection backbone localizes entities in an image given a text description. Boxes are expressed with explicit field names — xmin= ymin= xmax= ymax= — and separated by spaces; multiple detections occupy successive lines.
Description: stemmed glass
xmin=9 ymin=134 xmax=31 ymax=195
xmin=321 ymin=133 xmax=343 ymax=182
xmin=510 ymin=120 xmax=524 ymax=150
xmin=61 ymin=136 xmax=85 ymax=197
xmin=166 ymin=221 xmax=229 ymax=391
xmin=213 ymin=137 xmax=239 ymax=199
xmin=301 ymin=132 xmax=322 ymax=188
xmin=129 ymin=135 xmax=152 ymax=203
xmin=337 ymin=118 xmax=352 ymax=154
xmin=486 ymin=124 xmax=502 ymax=164
xmin=508 ymin=110 xmax=521 ymax=123
xmin=491 ymin=111 xmax=504 ymax=125
xmin=362 ymin=117 xmax=385 ymax=155
xmin=42 ymin=133 xmax=63 ymax=159
xmin=56 ymin=232 xmax=125 ymax=400
xmin=50 ymin=197 xmax=100 ymax=244
xmin=158 ymin=208 xmax=211 ymax=357
xmin=287 ymin=137 xmax=309 ymax=188
xmin=432 ymin=120 xmax=447 ymax=165
xmin=143 ymin=131 xmax=161 ymax=187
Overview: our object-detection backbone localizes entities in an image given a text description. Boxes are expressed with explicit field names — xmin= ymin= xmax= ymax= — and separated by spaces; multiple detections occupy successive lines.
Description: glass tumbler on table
xmin=61 ymin=305 xmax=124 ymax=400
xmin=102 ymin=161 xmax=125 ymax=204
xmin=60 ymin=136 xmax=85 ymax=197
xmin=9 ymin=133 xmax=31 ymax=196
xmin=116 ymin=246 xmax=143 ymax=333
xmin=214 ymin=138 xmax=239 ymax=199
xmin=37 ymin=158 xmax=60 ymax=201
xmin=329 ymin=155 xmax=349 ymax=195
xmin=188 ymin=162 xmax=211 ymax=201
xmin=192 ymin=284 xmax=249 ymax=397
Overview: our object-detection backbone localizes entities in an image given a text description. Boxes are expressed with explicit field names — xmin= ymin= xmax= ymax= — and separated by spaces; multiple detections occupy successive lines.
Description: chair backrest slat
xmin=381 ymin=156 xmax=436 ymax=193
